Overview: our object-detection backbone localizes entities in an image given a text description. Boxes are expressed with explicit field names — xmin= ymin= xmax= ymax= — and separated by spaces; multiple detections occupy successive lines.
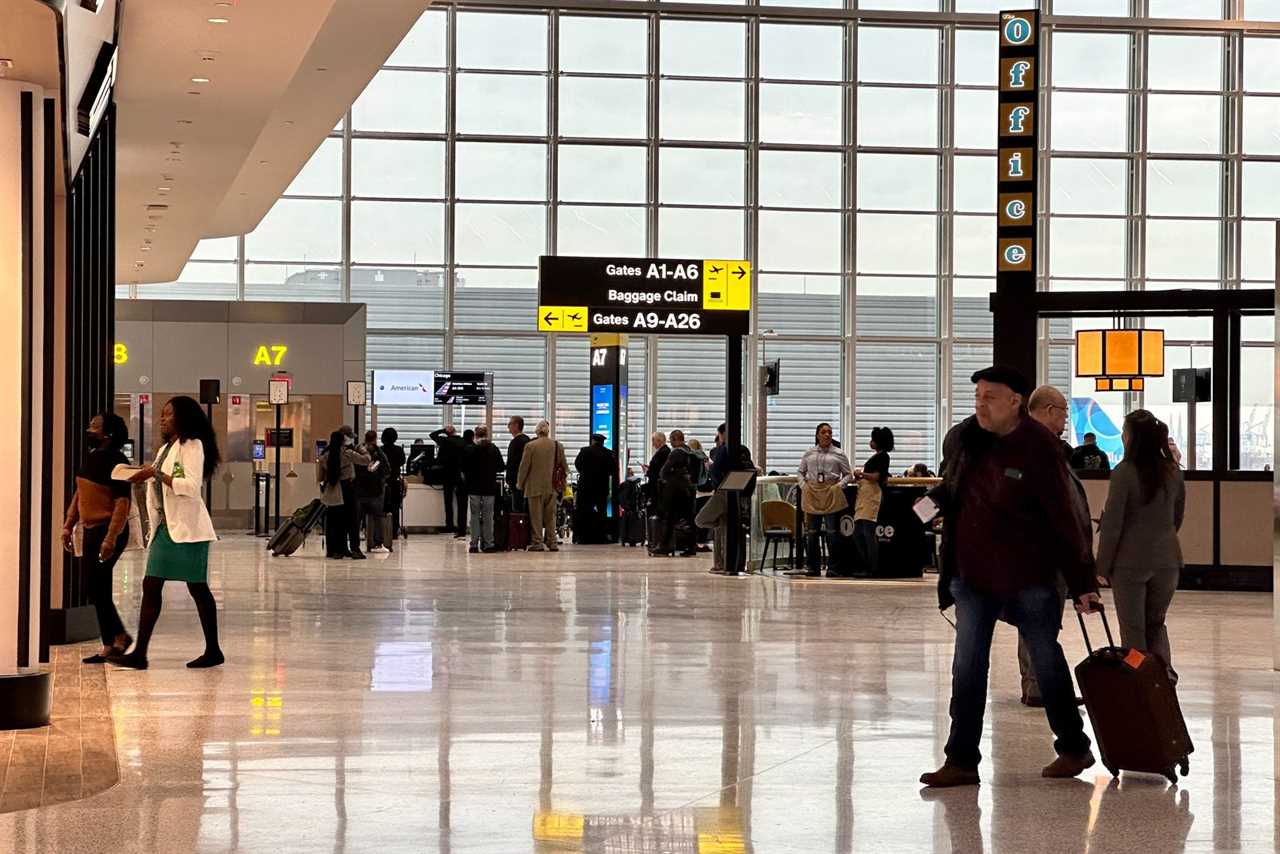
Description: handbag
xmin=801 ymin=479 xmax=848 ymax=516
xmin=552 ymin=442 xmax=568 ymax=494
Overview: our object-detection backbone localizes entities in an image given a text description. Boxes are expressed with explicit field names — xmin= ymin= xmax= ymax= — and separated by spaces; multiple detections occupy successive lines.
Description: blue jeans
xmin=805 ymin=511 xmax=841 ymax=572
xmin=944 ymin=576 xmax=1090 ymax=769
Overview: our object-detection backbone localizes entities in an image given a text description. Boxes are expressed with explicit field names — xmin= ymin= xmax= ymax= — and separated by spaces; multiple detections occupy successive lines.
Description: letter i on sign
xmin=1008 ymin=152 xmax=1023 ymax=178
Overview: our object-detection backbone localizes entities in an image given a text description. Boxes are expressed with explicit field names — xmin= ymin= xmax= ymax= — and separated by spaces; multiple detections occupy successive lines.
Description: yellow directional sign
xmin=537 ymin=305 xmax=588 ymax=332
xmin=702 ymin=260 xmax=751 ymax=311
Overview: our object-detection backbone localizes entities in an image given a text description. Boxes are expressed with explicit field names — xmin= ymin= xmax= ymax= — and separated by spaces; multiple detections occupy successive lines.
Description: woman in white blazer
xmin=113 ymin=396 xmax=223 ymax=670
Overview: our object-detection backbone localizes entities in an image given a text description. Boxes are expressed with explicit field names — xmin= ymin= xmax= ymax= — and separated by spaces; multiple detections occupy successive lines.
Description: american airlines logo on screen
xmin=371 ymin=370 xmax=436 ymax=406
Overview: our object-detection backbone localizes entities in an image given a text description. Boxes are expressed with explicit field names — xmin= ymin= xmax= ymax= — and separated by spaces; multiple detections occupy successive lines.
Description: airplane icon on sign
xmin=709 ymin=265 xmax=723 ymax=275
xmin=568 ymin=312 xmax=582 ymax=322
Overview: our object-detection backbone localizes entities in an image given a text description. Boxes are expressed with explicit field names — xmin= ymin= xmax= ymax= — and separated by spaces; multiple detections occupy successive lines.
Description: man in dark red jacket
xmin=921 ymin=366 xmax=1102 ymax=788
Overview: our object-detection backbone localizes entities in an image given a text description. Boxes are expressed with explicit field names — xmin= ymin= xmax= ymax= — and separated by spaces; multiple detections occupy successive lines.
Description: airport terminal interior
xmin=2 ymin=0 xmax=1280 ymax=851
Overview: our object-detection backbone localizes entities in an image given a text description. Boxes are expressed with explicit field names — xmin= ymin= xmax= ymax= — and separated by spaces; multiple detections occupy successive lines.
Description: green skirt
xmin=145 ymin=523 xmax=210 ymax=582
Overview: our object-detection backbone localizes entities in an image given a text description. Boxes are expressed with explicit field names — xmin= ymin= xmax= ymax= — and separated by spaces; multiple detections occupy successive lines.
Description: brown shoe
xmin=919 ymin=763 xmax=980 ymax=788
xmin=1042 ymin=751 xmax=1096 ymax=779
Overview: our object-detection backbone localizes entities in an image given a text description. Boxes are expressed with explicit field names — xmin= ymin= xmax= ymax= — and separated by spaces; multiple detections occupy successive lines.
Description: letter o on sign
xmin=1004 ymin=16 xmax=1032 ymax=45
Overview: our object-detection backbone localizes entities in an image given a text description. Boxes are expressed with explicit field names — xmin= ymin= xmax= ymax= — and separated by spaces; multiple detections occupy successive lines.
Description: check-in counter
xmin=403 ymin=481 xmax=449 ymax=533
xmin=1078 ymin=470 xmax=1270 ymax=590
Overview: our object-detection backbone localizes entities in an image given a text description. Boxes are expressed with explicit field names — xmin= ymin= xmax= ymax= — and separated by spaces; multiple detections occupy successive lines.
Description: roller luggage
xmin=1075 ymin=609 xmax=1193 ymax=783
xmin=269 ymin=499 xmax=325 ymax=557
xmin=620 ymin=511 xmax=645 ymax=547
xmin=646 ymin=516 xmax=667 ymax=555
xmin=505 ymin=512 xmax=531 ymax=551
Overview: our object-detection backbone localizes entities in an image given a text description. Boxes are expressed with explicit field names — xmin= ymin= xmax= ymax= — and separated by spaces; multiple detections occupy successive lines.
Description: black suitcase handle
xmin=1077 ymin=605 xmax=1116 ymax=656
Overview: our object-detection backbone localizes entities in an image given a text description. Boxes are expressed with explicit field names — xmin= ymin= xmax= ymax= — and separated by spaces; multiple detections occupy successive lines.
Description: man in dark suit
xmin=506 ymin=416 xmax=531 ymax=511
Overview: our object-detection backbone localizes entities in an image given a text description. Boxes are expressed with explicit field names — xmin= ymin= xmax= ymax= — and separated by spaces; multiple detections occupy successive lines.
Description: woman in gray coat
xmin=1096 ymin=409 xmax=1185 ymax=681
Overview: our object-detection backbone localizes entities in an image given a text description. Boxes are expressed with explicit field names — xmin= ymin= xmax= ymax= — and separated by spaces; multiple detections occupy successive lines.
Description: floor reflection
xmin=0 ymin=537 xmax=1271 ymax=853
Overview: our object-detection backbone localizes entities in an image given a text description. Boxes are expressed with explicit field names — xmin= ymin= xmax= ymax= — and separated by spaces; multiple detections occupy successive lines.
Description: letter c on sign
xmin=1004 ymin=244 xmax=1027 ymax=265
xmin=1004 ymin=16 xmax=1031 ymax=45
xmin=1005 ymin=199 xmax=1026 ymax=221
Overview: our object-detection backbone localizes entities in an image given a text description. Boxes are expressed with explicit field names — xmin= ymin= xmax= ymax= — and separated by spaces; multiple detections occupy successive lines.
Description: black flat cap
xmin=970 ymin=365 xmax=1031 ymax=398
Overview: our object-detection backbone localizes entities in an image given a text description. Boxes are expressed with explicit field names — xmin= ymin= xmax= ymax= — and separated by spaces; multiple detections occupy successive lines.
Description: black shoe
xmin=468 ymin=545 xmax=479 ymax=554
xmin=349 ymin=550 xmax=367 ymax=560
xmin=110 ymin=651 xmax=148 ymax=670
xmin=453 ymin=532 xmax=467 ymax=539
xmin=187 ymin=651 xmax=225 ymax=669
xmin=82 ymin=651 xmax=110 ymax=664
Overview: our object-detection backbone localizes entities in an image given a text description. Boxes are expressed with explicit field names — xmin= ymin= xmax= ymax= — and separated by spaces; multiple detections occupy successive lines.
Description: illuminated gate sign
xmin=537 ymin=256 xmax=751 ymax=336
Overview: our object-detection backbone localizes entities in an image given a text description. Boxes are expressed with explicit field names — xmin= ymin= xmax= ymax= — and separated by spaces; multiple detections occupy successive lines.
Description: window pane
xmin=858 ymin=28 xmax=939 ymax=84
xmin=353 ymin=70 xmax=445 ymax=133
xmin=759 ymin=211 xmax=841 ymax=273
xmin=560 ymin=78 xmax=648 ymax=139
xmin=1147 ymin=95 xmax=1221 ymax=154
xmin=760 ymin=84 xmax=842 ymax=145
xmin=245 ymin=199 xmax=341 ymax=262
xmin=1146 ymin=220 xmax=1219 ymax=280
xmin=760 ymin=340 xmax=842 ymax=468
xmin=954 ymin=216 xmax=996 ymax=276
xmin=1149 ymin=0 xmax=1223 ymax=17
xmin=1250 ymin=1 xmax=1280 ymax=22
xmin=1050 ymin=158 xmax=1126 ymax=215
xmin=559 ymin=16 xmax=647 ymax=74
xmin=352 ymin=140 xmax=444 ymax=199
xmin=454 ymin=335 xmax=546 ymax=429
xmin=759 ymin=274 xmax=841 ymax=336
xmin=190 ymin=237 xmax=237 ymax=261
xmin=857 ymin=214 xmax=937 ymax=274
xmin=455 ymin=268 xmax=538 ymax=331
xmin=553 ymin=336 xmax=591 ymax=454
xmin=351 ymin=201 xmax=445 ymax=265
xmin=1051 ymin=92 xmax=1129 ymax=152
xmin=660 ymin=148 xmax=744 ymax=206
xmin=625 ymin=338 xmax=648 ymax=460
xmin=284 ymin=138 xmax=341 ymax=197
xmin=1052 ymin=0 xmax=1128 ymax=13
xmin=1243 ymin=162 xmax=1280 ymax=217
xmin=761 ymin=24 xmax=843 ymax=81
xmin=859 ymin=0 xmax=937 ymax=8
xmin=1050 ymin=218 xmax=1125 ymax=278
xmin=456 ymin=75 xmax=546 ymax=136
xmin=1148 ymin=35 xmax=1223 ymax=91
xmin=456 ymin=143 xmax=547 ymax=201
xmin=1243 ymin=97 xmax=1280 ymax=154
xmin=660 ymin=81 xmax=746 ymax=142
xmin=366 ymin=334 xmax=445 ymax=438
xmin=1244 ymin=37 xmax=1280 ymax=91
xmin=954 ymin=89 xmax=997 ymax=150
xmin=760 ymin=150 xmax=841 ymax=209
xmin=388 ymin=11 xmax=446 ymax=68
xmin=351 ymin=267 xmax=445 ymax=330
xmin=556 ymin=206 xmax=647 ymax=256
xmin=137 ymin=261 xmax=237 ymax=301
xmin=455 ymin=204 xmax=547 ymax=266
xmin=955 ymin=29 xmax=997 ymax=86
xmin=953 ymin=279 xmax=994 ymax=337
xmin=661 ymin=20 xmax=746 ymax=78
xmin=1146 ymin=160 xmax=1220 ymax=217
xmin=855 ymin=342 xmax=938 ymax=467
xmin=858 ymin=277 xmax=936 ymax=337
xmin=858 ymin=87 xmax=938 ymax=147
xmin=244 ymin=264 xmax=342 ymax=303
xmin=1242 ymin=220 xmax=1276 ymax=281
xmin=1239 ymin=346 xmax=1274 ymax=471
xmin=1052 ymin=32 xmax=1130 ymax=89
xmin=656 ymin=337 xmax=726 ymax=444
xmin=559 ymin=146 xmax=647 ymax=203
xmin=658 ymin=208 xmax=743 ymax=258
xmin=858 ymin=153 xmax=938 ymax=211
xmin=951 ymin=343 xmax=994 ymax=424
xmin=457 ymin=13 xmax=547 ymax=71
xmin=953 ymin=156 xmax=994 ymax=213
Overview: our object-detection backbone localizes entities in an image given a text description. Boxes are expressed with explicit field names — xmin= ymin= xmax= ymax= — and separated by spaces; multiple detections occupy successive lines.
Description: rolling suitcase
xmin=506 ymin=512 xmax=531 ymax=551
xmin=672 ymin=519 xmax=697 ymax=555
xmin=646 ymin=516 xmax=668 ymax=555
xmin=1075 ymin=609 xmax=1193 ymax=782
xmin=269 ymin=499 xmax=325 ymax=557
xmin=620 ymin=511 xmax=645 ymax=547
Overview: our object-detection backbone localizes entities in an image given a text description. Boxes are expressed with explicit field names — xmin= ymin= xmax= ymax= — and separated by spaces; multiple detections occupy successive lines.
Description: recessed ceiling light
xmin=186 ymin=90 xmax=200 ymax=96
xmin=191 ymin=77 xmax=210 ymax=84
xmin=283 ymin=120 xmax=294 ymax=126
xmin=208 ymin=17 xmax=229 ymax=24
xmin=316 ymin=67 xmax=328 ymax=72
xmin=157 ymin=186 xmax=171 ymax=192
xmin=139 ymin=247 xmax=151 ymax=252
xmin=214 ymin=1 xmax=233 ymax=7
xmin=259 ymin=160 xmax=269 ymax=165
xmin=177 ymin=119 xmax=193 ymax=125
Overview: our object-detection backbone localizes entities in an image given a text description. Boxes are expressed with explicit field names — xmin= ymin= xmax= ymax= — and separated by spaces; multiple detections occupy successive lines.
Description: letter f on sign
xmin=1007 ymin=106 xmax=1031 ymax=134
xmin=1009 ymin=60 xmax=1031 ymax=89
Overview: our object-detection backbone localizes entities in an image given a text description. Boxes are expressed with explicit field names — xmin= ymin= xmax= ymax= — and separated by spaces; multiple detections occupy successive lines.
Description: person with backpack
xmin=355 ymin=430 xmax=391 ymax=554
xmin=462 ymin=425 xmax=505 ymax=553
xmin=654 ymin=430 xmax=698 ymax=557
xmin=516 ymin=420 xmax=568 ymax=552
xmin=574 ymin=434 xmax=616 ymax=544
xmin=380 ymin=427 xmax=407 ymax=548
xmin=317 ymin=429 xmax=371 ymax=560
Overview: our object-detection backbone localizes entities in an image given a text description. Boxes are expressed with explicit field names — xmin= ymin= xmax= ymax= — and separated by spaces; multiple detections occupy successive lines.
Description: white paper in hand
xmin=913 ymin=495 xmax=940 ymax=524
xmin=112 ymin=464 xmax=145 ymax=482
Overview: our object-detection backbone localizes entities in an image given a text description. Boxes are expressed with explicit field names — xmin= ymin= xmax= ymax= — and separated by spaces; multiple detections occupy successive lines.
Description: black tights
xmin=132 ymin=576 xmax=221 ymax=658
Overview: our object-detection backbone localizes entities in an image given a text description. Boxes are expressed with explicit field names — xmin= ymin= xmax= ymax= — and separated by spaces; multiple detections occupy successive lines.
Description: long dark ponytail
xmin=167 ymin=395 xmax=221 ymax=481
xmin=1123 ymin=409 xmax=1177 ymax=503
xmin=325 ymin=430 xmax=345 ymax=486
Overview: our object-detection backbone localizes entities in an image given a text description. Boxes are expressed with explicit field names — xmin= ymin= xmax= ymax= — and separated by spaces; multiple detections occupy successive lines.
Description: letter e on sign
xmin=997 ymin=238 xmax=1033 ymax=272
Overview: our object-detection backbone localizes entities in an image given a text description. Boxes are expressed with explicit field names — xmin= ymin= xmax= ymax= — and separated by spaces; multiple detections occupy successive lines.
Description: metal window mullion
xmin=443 ymin=2 xmax=458 ymax=425
xmin=342 ymin=110 xmax=353 ymax=303
xmin=939 ymin=22 xmax=954 ymax=431
xmin=547 ymin=10 xmax=560 ymax=433
xmin=843 ymin=17 xmax=857 ymax=448
xmin=1224 ymin=29 xmax=1243 ymax=290
xmin=1131 ymin=28 xmax=1147 ymax=295
xmin=745 ymin=15 xmax=760 ymax=448
xmin=236 ymin=234 xmax=246 ymax=301
xmin=1036 ymin=22 xmax=1051 ymax=381
xmin=646 ymin=11 xmax=659 ymax=442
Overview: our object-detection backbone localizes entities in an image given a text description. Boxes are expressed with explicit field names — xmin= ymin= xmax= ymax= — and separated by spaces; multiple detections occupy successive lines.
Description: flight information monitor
xmin=433 ymin=371 xmax=489 ymax=405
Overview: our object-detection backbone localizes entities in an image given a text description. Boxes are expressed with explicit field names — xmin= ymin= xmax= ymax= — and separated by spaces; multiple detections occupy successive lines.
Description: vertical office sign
xmin=996 ymin=10 xmax=1038 ymax=284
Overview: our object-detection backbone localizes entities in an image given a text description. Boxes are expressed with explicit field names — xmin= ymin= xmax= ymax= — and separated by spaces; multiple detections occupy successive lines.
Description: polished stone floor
xmin=0 ymin=533 xmax=1275 ymax=853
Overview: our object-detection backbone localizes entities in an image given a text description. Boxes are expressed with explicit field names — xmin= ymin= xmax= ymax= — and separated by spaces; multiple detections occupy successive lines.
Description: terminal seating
xmin=759 ymin=500 xmax=797 ymax=574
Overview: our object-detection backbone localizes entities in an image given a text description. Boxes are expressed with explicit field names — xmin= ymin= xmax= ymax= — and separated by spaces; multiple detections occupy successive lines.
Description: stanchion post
xmin=724 ymin=333 xmax=744 ymax=576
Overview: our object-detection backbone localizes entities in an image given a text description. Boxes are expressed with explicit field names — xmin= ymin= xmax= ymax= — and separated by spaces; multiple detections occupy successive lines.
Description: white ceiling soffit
xmin=0 ymin=0 xmax=73 ymax=186
xmin=115 ymin=0 xmax=430 ymax=285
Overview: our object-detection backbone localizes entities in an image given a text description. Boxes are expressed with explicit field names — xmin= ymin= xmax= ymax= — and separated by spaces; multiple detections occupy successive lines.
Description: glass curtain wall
xmin=119 ymin=1 xmax=1280 ymax=470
